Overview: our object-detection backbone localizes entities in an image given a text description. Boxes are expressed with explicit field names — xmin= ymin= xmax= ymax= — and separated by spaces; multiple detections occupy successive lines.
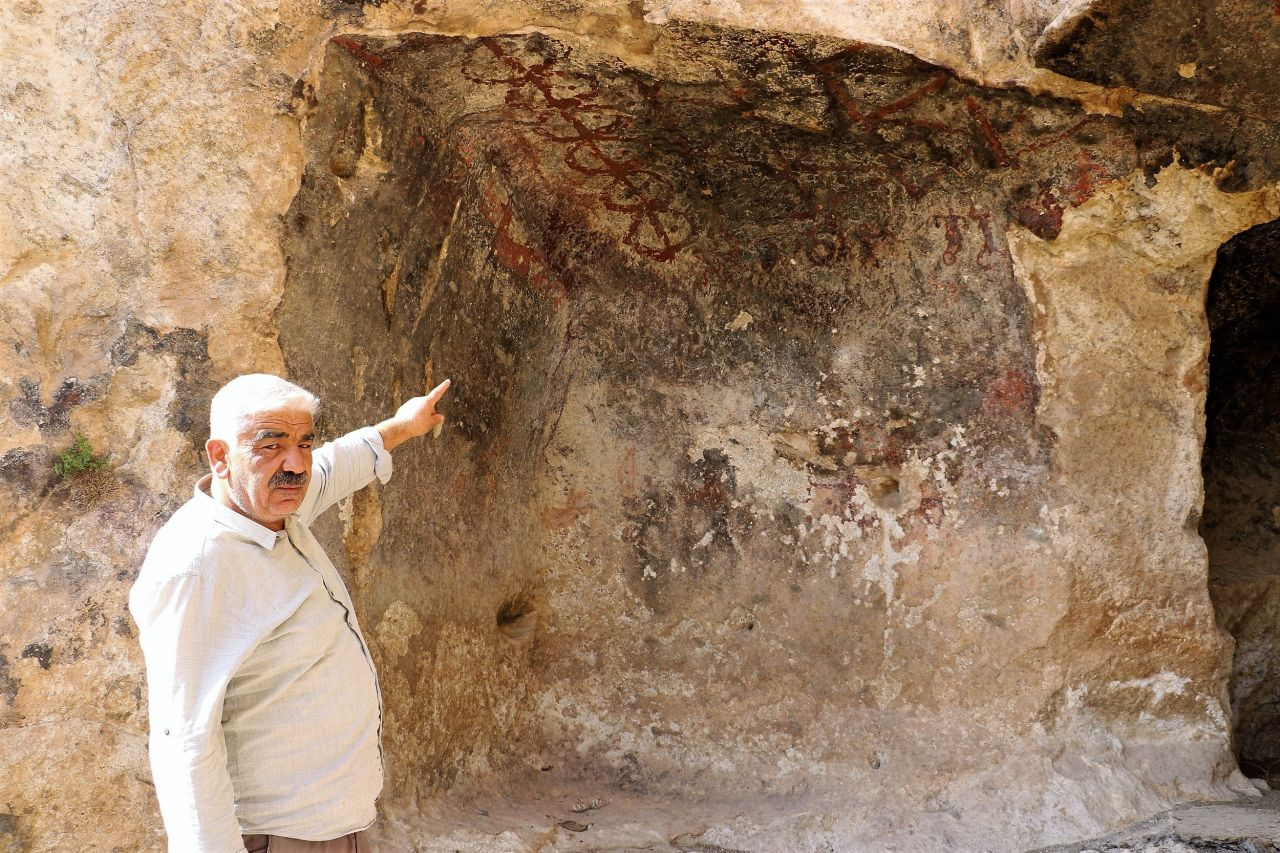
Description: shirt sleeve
xmin=295 ymin=426 xmax=393 ymax=527
xmin=130 ymin=564 xmax=262 ymax=853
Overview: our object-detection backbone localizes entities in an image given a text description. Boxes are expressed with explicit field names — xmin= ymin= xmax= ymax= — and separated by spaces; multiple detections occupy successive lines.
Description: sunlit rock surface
xmin=3 ymin=1 xmax=1280 ymax=850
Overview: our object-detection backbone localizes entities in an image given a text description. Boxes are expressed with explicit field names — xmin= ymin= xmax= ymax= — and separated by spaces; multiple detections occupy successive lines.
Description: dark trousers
xmin=242 ymin=831 xmax=371 ymax=852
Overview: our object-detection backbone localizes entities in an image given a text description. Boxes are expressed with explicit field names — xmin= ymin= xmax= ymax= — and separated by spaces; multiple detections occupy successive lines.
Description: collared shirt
xmin=129 ymin=427 xmax=393 ymax=853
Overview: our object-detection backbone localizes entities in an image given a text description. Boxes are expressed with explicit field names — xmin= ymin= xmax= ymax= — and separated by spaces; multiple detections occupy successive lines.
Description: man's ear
xmin=206 ymin=439 xmax=231 ymax=479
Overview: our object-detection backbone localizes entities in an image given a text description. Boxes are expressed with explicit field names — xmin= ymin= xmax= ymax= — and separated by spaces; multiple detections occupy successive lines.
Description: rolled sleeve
xmin=352 ymin=426 xmax=393 ymax=485
xmin=297 ymin=427 xmax=394 ymax=526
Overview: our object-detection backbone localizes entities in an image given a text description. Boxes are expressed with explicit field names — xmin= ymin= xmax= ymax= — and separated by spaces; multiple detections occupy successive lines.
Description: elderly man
xmin=129 ymin=373 xmax=451 ymax=852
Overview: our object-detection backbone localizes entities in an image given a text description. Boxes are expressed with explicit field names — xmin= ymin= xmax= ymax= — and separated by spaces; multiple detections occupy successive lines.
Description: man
xmin=129 ymin=373 xmax=451 ymax=852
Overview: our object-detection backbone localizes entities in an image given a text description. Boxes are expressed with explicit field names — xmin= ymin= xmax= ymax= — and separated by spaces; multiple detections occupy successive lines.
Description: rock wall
xmin=1035 ymin=0 xmax=1280 ymax=117
xmin=2 ymin=1 xmax=1279 ymax=851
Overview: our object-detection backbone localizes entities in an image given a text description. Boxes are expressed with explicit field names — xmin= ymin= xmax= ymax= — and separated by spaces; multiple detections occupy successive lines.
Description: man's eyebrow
xmin=252 ymin=430 xmax=289 ymax=442
xmin=302 ymin=432 xmax=316 ymax=442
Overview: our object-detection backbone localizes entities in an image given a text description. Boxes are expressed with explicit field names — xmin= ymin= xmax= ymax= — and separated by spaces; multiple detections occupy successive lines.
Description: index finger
xmin=426 ymin=378 xmax=452 ymax=403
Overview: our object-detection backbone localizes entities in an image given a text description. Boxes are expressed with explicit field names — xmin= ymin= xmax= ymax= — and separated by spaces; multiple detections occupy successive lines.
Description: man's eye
xmin=299 ymin=443 xmax=313 ymax=450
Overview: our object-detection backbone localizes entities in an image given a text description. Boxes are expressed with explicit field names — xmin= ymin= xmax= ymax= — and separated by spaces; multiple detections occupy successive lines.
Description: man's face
xmin=210 ymin=406 xmax=315 ymax=530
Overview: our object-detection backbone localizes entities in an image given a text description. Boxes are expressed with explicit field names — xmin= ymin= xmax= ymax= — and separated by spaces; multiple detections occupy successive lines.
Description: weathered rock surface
xmin=1039 ymin=790 xmax=1280 ymax=852
xmin=1034 ymin=0 xmax=1280 ymax=117
xmin=3 ymin=1 xmax=1280 ymax=851
xmin=282 ymin=24 xmax=1280 ymax=852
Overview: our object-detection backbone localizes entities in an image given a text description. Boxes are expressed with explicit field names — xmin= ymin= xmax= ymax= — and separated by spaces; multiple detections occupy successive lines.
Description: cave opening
xmin=1203 ymin=218 xmax=1280 ymax=780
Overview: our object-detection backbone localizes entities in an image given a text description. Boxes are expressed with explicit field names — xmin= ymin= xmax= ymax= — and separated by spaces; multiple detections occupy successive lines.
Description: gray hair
xmin=209 ymin=374 xmax=320 ymax=444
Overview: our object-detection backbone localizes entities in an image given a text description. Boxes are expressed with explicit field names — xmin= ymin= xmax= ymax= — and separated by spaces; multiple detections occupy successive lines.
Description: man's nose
xmin=282 ymin=445 xmax=309 ymax=473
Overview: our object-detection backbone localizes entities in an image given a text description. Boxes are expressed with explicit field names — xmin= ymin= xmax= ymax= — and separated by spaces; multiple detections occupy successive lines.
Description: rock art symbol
xmin=461 ymin=38 xmax=697 ymax=262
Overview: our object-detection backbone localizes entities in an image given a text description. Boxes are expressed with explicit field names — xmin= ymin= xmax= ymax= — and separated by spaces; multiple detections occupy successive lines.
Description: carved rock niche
xmin=277 ymin=26 xmax=1280 ymax=850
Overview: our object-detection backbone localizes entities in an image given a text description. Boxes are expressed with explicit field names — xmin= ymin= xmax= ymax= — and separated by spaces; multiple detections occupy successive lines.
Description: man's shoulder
xmin=131 ymin=497 xmax=275 ymax=622
xmin=139 ymin=496 xmax=257 ymax=582
xmin=143 ymin=495 xmax=209 ymax=557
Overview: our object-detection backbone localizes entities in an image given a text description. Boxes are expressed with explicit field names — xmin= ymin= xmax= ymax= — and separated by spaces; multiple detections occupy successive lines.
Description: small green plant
xmin=54 ymin=431 xmax=108 ymax=479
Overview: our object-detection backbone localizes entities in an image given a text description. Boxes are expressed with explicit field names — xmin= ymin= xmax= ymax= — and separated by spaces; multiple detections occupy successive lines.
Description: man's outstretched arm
xmin=375 ymin=379 xmax=451 ymax=452
xmin=295 ymin=380 xmax=452 ymax=527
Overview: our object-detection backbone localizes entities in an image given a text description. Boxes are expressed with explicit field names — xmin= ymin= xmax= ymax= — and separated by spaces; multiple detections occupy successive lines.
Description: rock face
xmin=279 ymin=24 xmax=1280 ymax=850
xmin=1034 ymin=0 xmax=1280 ymax=117
xmin=3 ymin=1 xmax=1280 ymax=851
xmin=1039 ymin=791 xmax=1280 ymax=852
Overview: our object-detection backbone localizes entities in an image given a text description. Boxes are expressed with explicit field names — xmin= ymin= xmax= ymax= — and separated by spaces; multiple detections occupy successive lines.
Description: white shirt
xmin=129 ymin=427 xmax=392 ymax=853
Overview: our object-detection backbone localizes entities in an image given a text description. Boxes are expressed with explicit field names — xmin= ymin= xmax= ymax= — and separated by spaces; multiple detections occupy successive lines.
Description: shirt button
xmin=163 ymin=728 xmax=170 ymax=735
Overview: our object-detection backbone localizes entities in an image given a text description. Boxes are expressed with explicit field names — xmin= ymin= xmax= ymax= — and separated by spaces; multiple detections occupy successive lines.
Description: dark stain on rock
xmin=20 ymin=642 xmax=52 ymax=671
xmin=614 ymin=751 xmax=649 ymax=793
xmin=322 ymin=0 xmax=383 ymax=16
xmin=682 ymin=449 xmax=739 ymax=560
xmin=110 ymin=319 xmax=213 ymax=444
xmin=1033 ymin=0 xmax=1280 ymax=118
xmin=0 ymin=810 xmax=26 ymax=853
xmin=620 ymin=449 xmax=744 ymax=614
xmin=623 ymin=488 xmax=677 ymax=614
xmin=1128 ymin=106 xmax=1279 ymax=194
xmin=8 ymin=376 xmax=102 ymax=436
xmin=328 ymin=98 xmax=367 ymax=177
xmin=0 ymin=447 xmax=51 ymax=503
xmin=0 ymin=655 xmax=20 ymax=706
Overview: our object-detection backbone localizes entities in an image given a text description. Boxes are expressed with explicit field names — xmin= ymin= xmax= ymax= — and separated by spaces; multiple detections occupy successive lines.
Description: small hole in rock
xmin=496 ymin=597 xmax=538 ymax=645
xmin=865 ymin=473 xmax=902 ymax=508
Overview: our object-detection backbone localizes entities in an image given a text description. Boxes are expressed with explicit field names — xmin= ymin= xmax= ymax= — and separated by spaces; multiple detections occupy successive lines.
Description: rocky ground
xmin=1041 ymin=791 xmax=1280 ymax=853
xmin=367 ymin=781 xmax=1280 ymax=852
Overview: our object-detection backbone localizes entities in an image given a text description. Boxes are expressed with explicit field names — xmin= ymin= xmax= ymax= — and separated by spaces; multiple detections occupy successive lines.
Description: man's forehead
xmin=238 ymin=406 xmax=315 ymax=437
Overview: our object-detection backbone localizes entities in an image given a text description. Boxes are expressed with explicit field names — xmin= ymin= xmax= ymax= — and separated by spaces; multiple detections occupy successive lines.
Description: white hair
xmin=209 ymin=374 xmax=320 ymax=444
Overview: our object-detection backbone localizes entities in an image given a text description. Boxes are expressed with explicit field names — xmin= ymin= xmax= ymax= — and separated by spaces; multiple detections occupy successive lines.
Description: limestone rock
xmin=280 ymin=25 xmax=1279 ymax=851
xmin=1039 ymin=792 xmax=1280 ymax=852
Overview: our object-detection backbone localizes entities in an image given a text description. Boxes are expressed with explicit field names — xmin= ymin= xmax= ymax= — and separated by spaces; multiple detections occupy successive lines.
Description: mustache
xmin=270 ymin=471 xmax=308 ymax=488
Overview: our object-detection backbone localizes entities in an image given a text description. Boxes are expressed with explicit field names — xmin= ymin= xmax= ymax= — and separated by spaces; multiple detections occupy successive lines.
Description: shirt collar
xmin=194 ymin=474 xmax=285 ymax=550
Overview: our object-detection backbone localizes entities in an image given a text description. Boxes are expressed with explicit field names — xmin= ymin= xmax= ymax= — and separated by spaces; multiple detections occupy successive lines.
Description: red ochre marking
xmin=540 ymin=488 xmax=591 ymax=529
xmin=476 ymin=176 xmax=567 ymax=305
xmin=464 ymin=38 xmax=696 ymax=263
xmin=1014 ymin=183 xmax=1065 ymax=238
xmin=965 ymin=97 xmax=1017 ymax=168
xmin=933 ymin=214 xmax=966 ymax=266
xmin=983 ymin=367 xmax=1036 ymax=417
xmin=865 ymin=72 xmax=950 ymax=124
xmin=331 ymin=36 xmax=385 ymax=70
xmin=1068 ymin=153 xmax=1108 ymax=206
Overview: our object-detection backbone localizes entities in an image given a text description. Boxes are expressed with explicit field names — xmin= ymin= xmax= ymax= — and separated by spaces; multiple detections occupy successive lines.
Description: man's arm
xmin=375 ymin=379 xmax=451 ymax=452
xmin=131 ymin=569 xmax=261 ymax=853
xmin=294 ymin=380 xmax=451 ymax=526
